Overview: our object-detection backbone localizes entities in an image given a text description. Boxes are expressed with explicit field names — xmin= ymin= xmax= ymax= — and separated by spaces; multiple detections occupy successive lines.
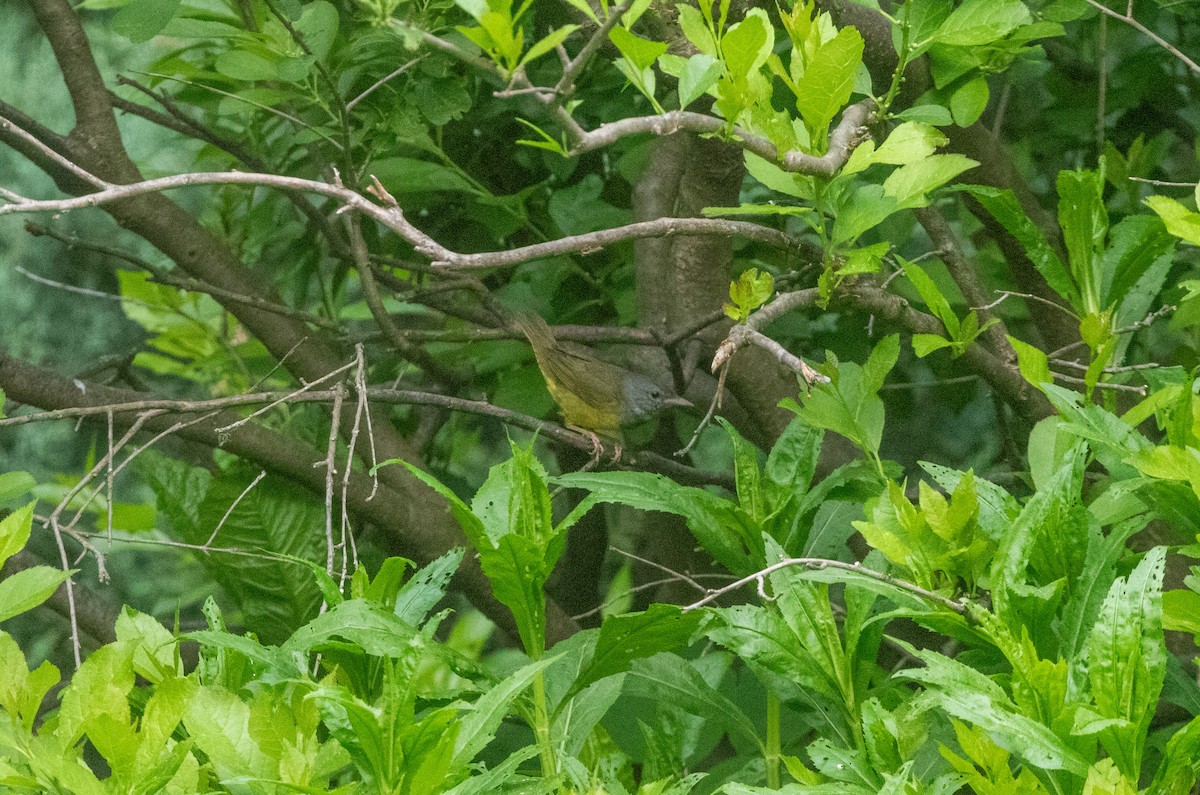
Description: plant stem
xmin=532 ymin=671 xmax=557 ymax=779
xmin=765 ymin=689 xmax=782 ymax=788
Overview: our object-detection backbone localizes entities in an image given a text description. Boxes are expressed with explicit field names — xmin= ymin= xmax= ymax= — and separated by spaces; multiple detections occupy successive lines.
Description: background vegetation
xmin=1 ymin=0 xmax=1200 ymax=791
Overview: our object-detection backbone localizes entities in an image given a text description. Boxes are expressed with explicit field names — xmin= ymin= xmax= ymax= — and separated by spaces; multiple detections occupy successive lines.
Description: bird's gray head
xmin=620 ymin=374 xmax=691 ymax=425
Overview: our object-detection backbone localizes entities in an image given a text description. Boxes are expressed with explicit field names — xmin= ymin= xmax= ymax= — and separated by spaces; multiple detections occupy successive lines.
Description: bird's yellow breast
xmin=543 ymin=374 xmax=623 ymax=439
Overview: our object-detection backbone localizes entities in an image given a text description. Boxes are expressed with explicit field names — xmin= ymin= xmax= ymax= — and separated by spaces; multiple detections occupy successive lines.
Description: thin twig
xmin=683 ymin=557 xmax=968 ymax=615
xmin=204 ymin=470 xmax=267 ymax=546
xmin=1079 ymin=0 xmax=1200 ymax=75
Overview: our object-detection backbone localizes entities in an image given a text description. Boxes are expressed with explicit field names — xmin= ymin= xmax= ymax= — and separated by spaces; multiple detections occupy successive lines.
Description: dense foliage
xmin=1 ymin=0 xmax=1200 ymax=792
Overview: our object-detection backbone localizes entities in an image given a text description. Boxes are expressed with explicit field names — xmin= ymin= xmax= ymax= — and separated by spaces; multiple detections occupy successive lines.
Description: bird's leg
xmin=609 ymin=442 xmax=623 ymax=464
xmin=572 ymin=428 xmax=605 ymax=471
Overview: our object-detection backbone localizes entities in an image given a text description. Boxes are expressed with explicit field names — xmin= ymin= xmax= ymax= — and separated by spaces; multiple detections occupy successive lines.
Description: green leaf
xmin=111 ymin=0 xmax=180 ymax=42
xmin=520 ymin=24 xmax=580 ymax=68
xmin=950 ymin=77 xmax=990 ymax=126
xmin=963 ymin=185 xmax=1078 ymax=307
xmin=883 ymin=153 xmax=978 ymax=208
xmin=676 ymin=53 xmax=721 ymax=109
xmin=1101 ymin=215 xmax=1174 ymax=309
xmin=832 ymin=184 xmax=900 ymax=246
xmin=1144 ymin=195 xmax=1200 ymax=246
xmin=723 ymin=267 xmax=775 ymax=321
xmin=453 ymin=655 xmax=555 ymax=768
xmin=393 ymin=548 xmax=464 ymax=625
xmin=935 ymin=0 xmax=1032 ymax=46
xmin=902 ymin=259 xmax=959 ymax=335
xmin=625 ymin=653 xmax=764 ymax=753
xmin=720 ymin=9 xmax=773 ymax=79
xmin=794 ymin=26 xmax=865 ymax=138
xmin=553 ymin=470 xmax=760 ymax=574
xmin=1008 ymin=335 xmax=1052 ymax=391
xmin=0 ymin=566 xmax=73 ymax=622
xmin=1058 ymin=167 xmax=1109 ymax=314
xmin=1083 ymin=546 xmax=1167 ymax=780
xmin=609 ymin=26 xmax=667 ymax=71
xmin=898 ymin=643 xmax=1090 ymax=775
xmin=0 ymin=502 xmax=34 ymax=569
xmin=214 ymin=50 xmax=280 ymax=81
xmin=560 ymin=604 xmax=703 ymax=706
xmin=870 ymin=122 xmax=948 ymax=167
xmin=0 ymin=473 xmax=34 ymax=506
xmin=912 ymin=334 xmax=955 ymax=357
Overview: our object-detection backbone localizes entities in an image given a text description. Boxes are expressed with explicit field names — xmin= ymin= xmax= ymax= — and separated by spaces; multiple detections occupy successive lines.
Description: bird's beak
xmin=664 ymin=395 xmax=693 ymax=409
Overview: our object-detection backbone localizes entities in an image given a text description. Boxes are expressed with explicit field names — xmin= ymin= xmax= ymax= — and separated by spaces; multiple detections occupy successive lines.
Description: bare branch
xmin=568 ymin=101 xmax=875 ymax=176
xmin=1080 ymin=0 xmax=1200 ymax=74
xmin=683 ymin=557 xmax=968 ymax=615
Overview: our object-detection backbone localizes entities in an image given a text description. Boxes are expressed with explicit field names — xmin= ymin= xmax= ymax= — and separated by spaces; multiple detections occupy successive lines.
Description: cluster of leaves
xmin=8 ymin=360 xmax=1200 ymax=792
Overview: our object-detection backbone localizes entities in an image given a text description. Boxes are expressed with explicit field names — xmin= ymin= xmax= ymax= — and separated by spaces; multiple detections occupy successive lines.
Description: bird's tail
xmin=512 ymin=311 xmax=556 ymax=354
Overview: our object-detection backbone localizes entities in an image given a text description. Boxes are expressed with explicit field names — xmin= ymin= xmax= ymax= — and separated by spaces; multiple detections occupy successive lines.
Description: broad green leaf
xmin=935 ymin=0 xmax=1031 ymax=46
xmin=884 ymin=153 xmax=978 ymax=208
xmin=1058 ymin=168 xmax=1109 ymax=314
xmin=898 ymin=643 xmax=1089 ymax=775
xmin=832 ymin=184 xmax=900 ymax=245
xmin=519 ymin=24 xmax=580 ymax=68
xmin=559 ymin=604 xmax=703 ymax=705
xmin=1102 ymin=215 xmax=1174 ymax=316
xmin=0 ymin=473 xmax=35 ymax=506
xmin=676 ymin=2 xmax=716 ymax=55
xmin=281 ymin=598 xmax=421 ymax=657
xmin=723 ymin=267 xmax=775 ymax=322
xmin=765 ymin=417 xmax=823 ymax=504
xmin=393 ymin=548 xmax=464 ymax=625
xmin=1163 ymin=589 xmax=1200 ymax=636
xmin=452 ymin=655 xmax=555 ymax=768
xmin=719 ymin=417 xmax=765 ymax=520
xmin=676 ymin=53 xmax=721 ymax=108
xmin=950 ymin=76 xmax=989 ymax=126
xmin=794 ymin=26 xmax=865 ymax=138
xmin=963 ymin=185 xmax=1078 ymax=307
xmin=1144 ymin=195 xmax=1200 ymax=246
xmin=609 ymin=26 xmax=667 ymax=71
xmin=58 ymin=642 xmax=136 ymax=745
xmin=912 ymin=334 xmax=955 ymax=357
xmin=294 ymin=1 xmax=339 ymax=61
xmin=720 ymin=9 xmax=773 ymax=79
xmin=111 ymin=0 xmax=180 ymax=42
xmin=214 ymin=50 xmax=280 ymax=81
xmin=0 ymin=565 xmax=73 ymax=622
xmin=1008 ymin=335 xmax=1052 ymax=391
xmin=553 ymin=470 xmax=760 ymax=573
xmin=625 ymin=653 xmax=764 ymax=753
xmin=371 ymin=157 xmax=478 ymax=195
xmin=871 ymin=122 xmax=948 ymax=166
xmin=0 ymin=502 xmax=34 ymax=569
xmin=1082 ymin=546 xmax=1167 ymax=780
xmin=903 ymin=259 xmax=958 ymax=334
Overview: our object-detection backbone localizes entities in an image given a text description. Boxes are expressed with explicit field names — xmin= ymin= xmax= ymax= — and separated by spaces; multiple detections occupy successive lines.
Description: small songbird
xmin=515 ymin=313 xmax=691 ymax=461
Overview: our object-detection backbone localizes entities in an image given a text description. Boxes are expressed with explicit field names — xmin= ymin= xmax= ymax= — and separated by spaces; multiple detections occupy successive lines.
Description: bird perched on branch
xmin=515 ymin=312 xmax=691 ymax=462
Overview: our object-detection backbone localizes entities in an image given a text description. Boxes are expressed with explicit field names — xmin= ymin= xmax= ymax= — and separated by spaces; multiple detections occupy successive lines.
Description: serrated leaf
xmin=559 ymin=604 xmax=703 ymax=706
xmin=964 ymin=185 xmax=1078 ymax=306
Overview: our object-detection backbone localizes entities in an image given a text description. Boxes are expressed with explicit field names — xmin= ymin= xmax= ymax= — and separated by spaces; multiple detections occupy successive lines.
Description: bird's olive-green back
xmin=517 ymin=313 xmax=628 ymax=438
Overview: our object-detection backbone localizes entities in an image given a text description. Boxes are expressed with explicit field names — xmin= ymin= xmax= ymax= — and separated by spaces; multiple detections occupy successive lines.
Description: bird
xmin=515 ymin=312 xmax=691 ymax=462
